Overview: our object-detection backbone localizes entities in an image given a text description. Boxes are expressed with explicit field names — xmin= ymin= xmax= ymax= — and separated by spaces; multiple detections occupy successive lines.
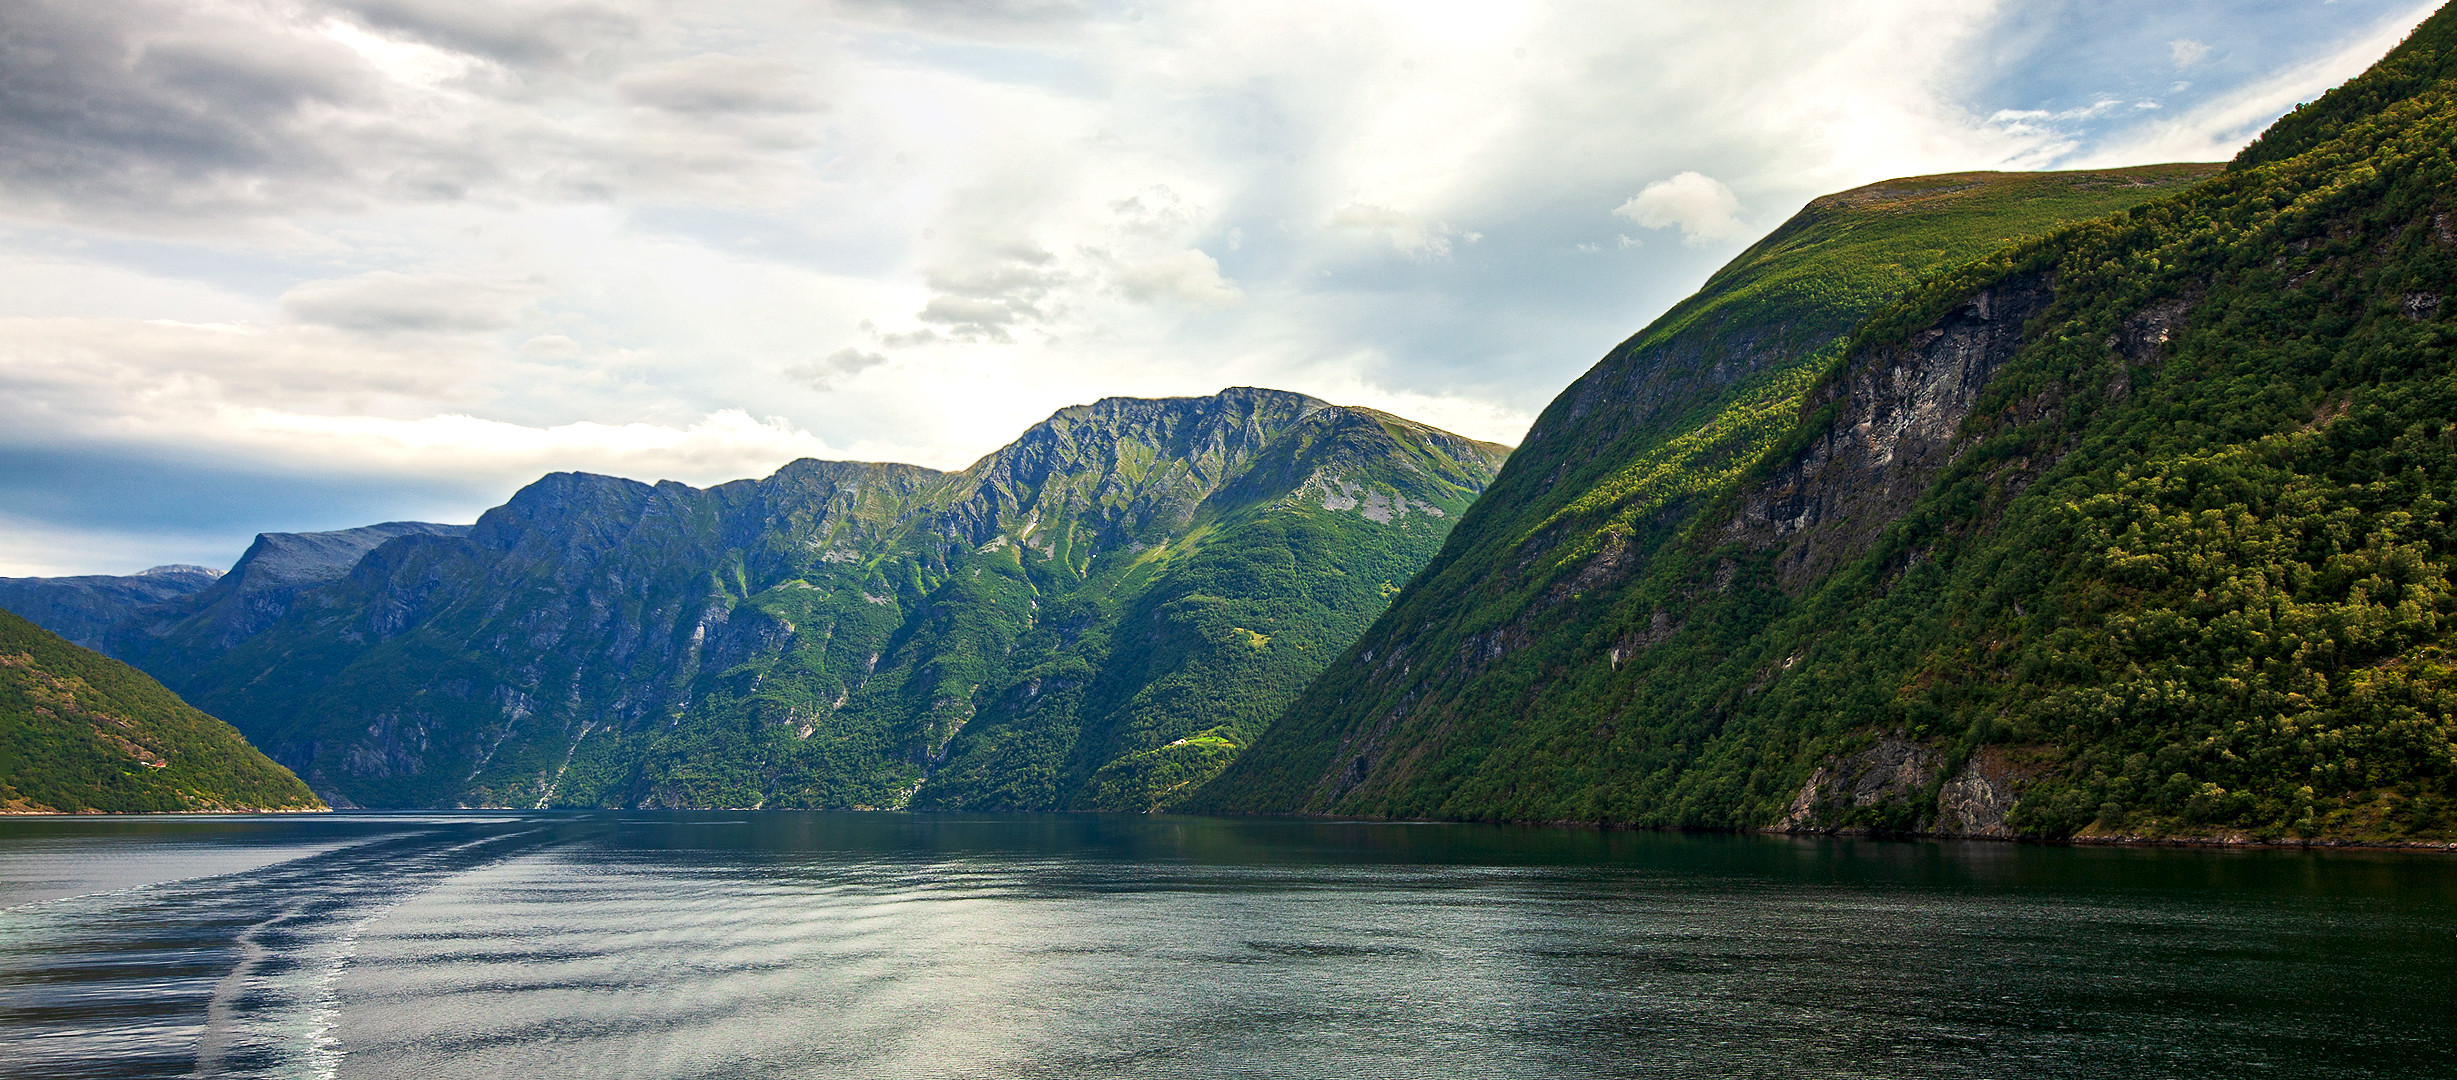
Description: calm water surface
xmin=0 ymin=812 xmax=2450 ymax=1078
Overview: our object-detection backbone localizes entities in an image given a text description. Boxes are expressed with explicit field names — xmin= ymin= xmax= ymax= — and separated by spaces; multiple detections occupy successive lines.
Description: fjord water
xmin=2 ymin=814 xmax=2451 ymax=1079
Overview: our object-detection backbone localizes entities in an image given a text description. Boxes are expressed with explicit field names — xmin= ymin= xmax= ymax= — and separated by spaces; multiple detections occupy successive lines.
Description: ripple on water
xmin=0 ymin=813 xmax=2452 ymax=1079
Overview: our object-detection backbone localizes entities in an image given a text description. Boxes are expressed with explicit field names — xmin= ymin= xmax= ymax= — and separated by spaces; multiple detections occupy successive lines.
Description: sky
xmin=0 ymin=0 xmax=2441 ymax=576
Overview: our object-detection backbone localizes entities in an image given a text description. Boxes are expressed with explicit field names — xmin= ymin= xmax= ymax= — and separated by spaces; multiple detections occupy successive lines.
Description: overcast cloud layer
xmin=0 ymin=0 xmax=2439 ymax=574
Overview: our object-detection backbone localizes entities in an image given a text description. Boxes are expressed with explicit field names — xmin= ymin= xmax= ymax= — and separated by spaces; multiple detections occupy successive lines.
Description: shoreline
xmin=4 ymin=806 xmax=2450 ymax=851
xmin=0 ymin=806 xmax=331 ymax=816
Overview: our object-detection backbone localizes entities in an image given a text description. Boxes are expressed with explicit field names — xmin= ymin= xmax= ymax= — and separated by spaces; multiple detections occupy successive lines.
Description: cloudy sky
xmin=0 ymin=0 xmax=2440 ymax=575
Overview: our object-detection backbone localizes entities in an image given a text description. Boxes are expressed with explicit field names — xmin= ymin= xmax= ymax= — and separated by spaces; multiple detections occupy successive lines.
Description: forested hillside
xmin=0 ymin=609 xmax=322 ymax=814
xmin=1196 ymin=5 xmax=2457 ymax=845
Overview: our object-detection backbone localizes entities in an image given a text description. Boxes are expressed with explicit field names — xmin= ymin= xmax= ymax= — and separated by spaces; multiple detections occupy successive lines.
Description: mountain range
xmin=6 ymin=389 xmax=1505 ymax=810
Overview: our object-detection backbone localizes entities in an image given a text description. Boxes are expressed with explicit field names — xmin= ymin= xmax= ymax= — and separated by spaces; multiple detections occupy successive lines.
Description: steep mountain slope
xmin=0 ymin=565 xmax=220 ymax=651
xmin=0 ymin=608 xmax=322 ymax=814
xmin=118 ymin=522 xmax=472 ymax=665
xmin=155 ymin=389 xmax=1505 ymax=810
xmin=1192 ymin=167 xmax=2220 ymax=818
xmin=1196 ymin=7 xmax=2457 ymax=845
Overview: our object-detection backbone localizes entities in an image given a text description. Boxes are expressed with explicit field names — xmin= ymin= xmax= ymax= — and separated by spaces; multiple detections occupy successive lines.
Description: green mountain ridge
xmin=109 ymin=388 xmax=1505 ymax=810
xmin=1193 ymin=6 xmax=2457 ymax=845
xmin=0 ymin=608 xmax=323 ymax=814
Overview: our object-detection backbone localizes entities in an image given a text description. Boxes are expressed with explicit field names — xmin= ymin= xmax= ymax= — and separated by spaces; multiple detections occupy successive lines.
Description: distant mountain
xmin=0 ymin=608 xmax=322 ymax=814
xmin=0 ymin=565 xmax=221 ymax=651
xmin=118 ymin=522 xmax=474 ymax=659
xmin=127 ymin=389 xmax=1505 ymax=810
xmin=1195 ymin=5 xmax=2457 ymax=846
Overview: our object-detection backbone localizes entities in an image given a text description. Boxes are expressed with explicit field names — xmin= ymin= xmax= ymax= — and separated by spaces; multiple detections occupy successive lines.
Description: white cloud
xmin=1331 ymin=204 xmax=1472 ymax=258
xmin=0 ymin=311 xmax=838 ymax=486
xmin=230 ymin=407 xmax=835 ymax=483
xmin=0 ymin=0 xmax=2434 ymax=570
xmin=2170 ymin=38 xmax=2213 ymax=68
xmin=1613 ymin=172 xmax=1748 ymax=247
xmin=1113 ymin=249 xmax=1242 ymax=306
xmin=521 ymin=333 xmax=581 ymax=355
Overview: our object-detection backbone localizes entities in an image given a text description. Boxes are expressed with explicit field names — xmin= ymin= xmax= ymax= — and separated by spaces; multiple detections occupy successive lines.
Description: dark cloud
xmin=834 ymin=0 xmax=1092 ymax=40
xmin=913 ymin=259 xmax=1066 ymax=342
xmin=784 ymin=347 xmax=889 ymax=390
xmin=618 ymin=54 xmax=822 ymax=115
xmin=0 ymin=0 xmax=825 ymax=225
xmin=280 ymin=272 xmax=532 ymax=333
xmin=332 ymin=0 xmax=638 ymax=69
xmin=0 ymin=0 xmax=371 ymax=215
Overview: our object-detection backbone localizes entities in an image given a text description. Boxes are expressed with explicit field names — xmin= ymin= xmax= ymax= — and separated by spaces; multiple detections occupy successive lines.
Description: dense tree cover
xmin=1196 ymin=7 xmax=2457 ymax=843
xmin=0 ymin=608 xmax=322 ymax=813
xmin=152 ymin=391 xmax=1505 ymax=810
xmin=1192 ymin=168 xmax=2224 ymax=821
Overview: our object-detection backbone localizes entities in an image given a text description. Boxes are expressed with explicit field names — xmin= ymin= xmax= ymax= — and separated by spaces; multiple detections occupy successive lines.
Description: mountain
xmin=1193 ymin=6 xmax=2457 ymax=846
xmin=132 ymin=389 xmax=1506 ymax=810
xmin=0 ymin=565 xmax=221 ymax=651
xmin=0 ymin=608 xmax=322 ymax=814
xmin=116 ymin=522 xmax=474 ymax=661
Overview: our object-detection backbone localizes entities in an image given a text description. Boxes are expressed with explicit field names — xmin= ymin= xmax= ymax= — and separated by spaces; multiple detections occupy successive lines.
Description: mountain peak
xmin=227 ymin=522 xmax=474 ymax=594
xmin=137 ymin=565 xmax=223 ymax=579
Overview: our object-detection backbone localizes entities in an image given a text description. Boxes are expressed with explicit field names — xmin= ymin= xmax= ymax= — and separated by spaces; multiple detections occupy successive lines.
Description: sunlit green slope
xmin=1197 ymin=6 xmax=2457 ymax=845
xmin=154 ymin=389 xmax=1506 ymax=810
xmin=0 ymin=608 xmax=322 ymax=813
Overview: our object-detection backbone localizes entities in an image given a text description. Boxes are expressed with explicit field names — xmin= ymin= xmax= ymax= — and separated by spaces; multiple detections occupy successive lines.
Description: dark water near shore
xmin=1 ymin=813 xmax=2452 ymax=1079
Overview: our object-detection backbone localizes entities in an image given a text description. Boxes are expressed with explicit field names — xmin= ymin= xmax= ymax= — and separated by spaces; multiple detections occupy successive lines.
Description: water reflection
xmin=1 ymin=813 xmax=2450 ymax=1078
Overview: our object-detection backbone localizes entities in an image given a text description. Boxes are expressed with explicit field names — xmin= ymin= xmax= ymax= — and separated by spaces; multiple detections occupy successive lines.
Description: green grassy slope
xmin=0 ymin=608 xmax=322 ymax=813
xmin=155 ymin=389 xmax=1506 ymax=810
xmin=1195 ymin=5 xmax=2457 ymax=845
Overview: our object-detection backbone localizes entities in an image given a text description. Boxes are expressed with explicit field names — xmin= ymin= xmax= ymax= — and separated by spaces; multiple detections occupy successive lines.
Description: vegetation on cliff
xmin=1195 ymin=6 xmax=2457 ymax=845
xmin=0 ymin=608 xmax=323 ymax=813
xmin=129 ymin=390 xmax=1504 ymax=811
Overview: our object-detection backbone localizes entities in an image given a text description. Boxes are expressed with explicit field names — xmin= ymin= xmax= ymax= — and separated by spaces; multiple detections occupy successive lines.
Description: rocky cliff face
xmin=1193 ymin=4 xmax=2457 ymax=846
xmin=1727 ymin=273 xmax=2055 ymax=588
xmin=127 ymin=388 xmax=1506 ymax=810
